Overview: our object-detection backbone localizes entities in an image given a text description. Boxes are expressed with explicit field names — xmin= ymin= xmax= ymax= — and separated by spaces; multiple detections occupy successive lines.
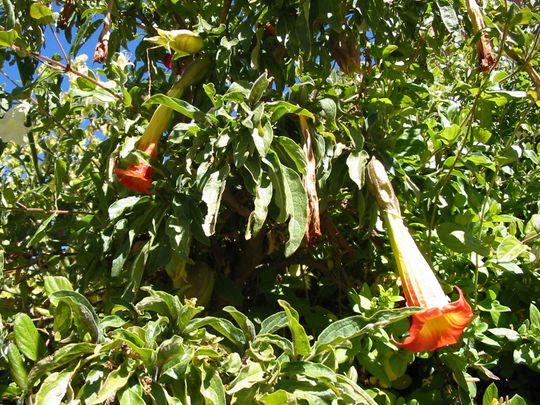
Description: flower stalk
xmin=114 ymin=56 xmax=210 ymax=193
xmin=367 ymin=157 xmax=474 ymax=352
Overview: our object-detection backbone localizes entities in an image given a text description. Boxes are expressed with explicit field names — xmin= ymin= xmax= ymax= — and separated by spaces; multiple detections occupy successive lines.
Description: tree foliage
xmin=0 ymin=0 xmax=539 ymax=403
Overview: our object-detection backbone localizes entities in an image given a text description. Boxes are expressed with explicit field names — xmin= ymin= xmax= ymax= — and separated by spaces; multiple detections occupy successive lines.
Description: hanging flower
xmin=0 ymin=102 xmax=31 ymax=145
xmin=114 ymin=57 xmax=211 ymax=193
xmin=367 ymin=158 xmax=474 ymax=352
xmin=114 ymin=143 xmax=157 ymax=194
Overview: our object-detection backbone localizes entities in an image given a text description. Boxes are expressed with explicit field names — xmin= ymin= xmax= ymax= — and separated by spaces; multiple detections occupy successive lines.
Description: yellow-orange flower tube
xmin=114 ymin=57 xmax=210 ymax=193
xmin=367 ymin=157 xmax=474 ymax=352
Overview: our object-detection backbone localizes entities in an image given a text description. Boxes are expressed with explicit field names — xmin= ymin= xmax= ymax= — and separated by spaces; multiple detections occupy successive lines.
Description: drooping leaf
xmin=90 ymin=359 xmax=136 ymax=404
xmin=144 ymin=94 xmax=204 ymax=120
xmin=313 ymin=308 xmax=422 ymax=354
xmin=201 ymin=164 xmax=230 ymax=236
xmin=200 ymin=366 xmax=226 ymax=405
xmin=6 ymin=343 xmax=27 ymax=389
xmin=496 ymin=235 xmax=529 ymax=262
xmin=437 ymin=222 xmax=490 ymax=256
xmin=281 ymin=165 xmax=308 ymax=257
xmin=223 ymin=306 xmax=257 ymax=341
xmin=13 ymin=313 xmax=46 ymax=361
xmin=27 ymin=343 xmax=95 ymax=390
xmin=278 ymin=300 xmax=310 ymax=357
xmin=347 ymin=150 xmax=369 ymax=190
xmin=49 ymin=290 xmax=101 ymax=342
xmin=184 ymin=316 xmax=246 ymax=349
xmin=35 ymin=369 xmax=74 ymax=405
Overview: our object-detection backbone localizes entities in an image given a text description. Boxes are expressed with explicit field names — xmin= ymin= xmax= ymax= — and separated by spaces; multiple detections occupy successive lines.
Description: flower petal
xmin=395 ymin=287 xmax=474 ymax=352
xmin=114 ymin=161 xmax=153 ymax=194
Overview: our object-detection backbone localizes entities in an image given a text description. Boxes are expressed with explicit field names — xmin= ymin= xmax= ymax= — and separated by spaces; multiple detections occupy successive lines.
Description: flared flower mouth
xmin=394 ymin=287 xmax=474 ymax=352
xmin=367 ymin=157 xmax=474 ymax=352
xmin=114 ymin=143 xmax=157 ymax=194
xmin=114 ymin=162 xmax=153 ymax=194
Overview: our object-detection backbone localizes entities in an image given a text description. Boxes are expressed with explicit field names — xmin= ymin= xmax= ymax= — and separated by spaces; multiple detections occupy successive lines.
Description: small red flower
xmin=163 ymin=53 xmax=173 ymax=70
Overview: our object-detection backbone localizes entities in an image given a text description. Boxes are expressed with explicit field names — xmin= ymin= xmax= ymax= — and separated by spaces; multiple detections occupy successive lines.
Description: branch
xmin=10 ymin=45 xmax=123 ymax=102
xmin=1 ymin=205 xmax=92 ymax=215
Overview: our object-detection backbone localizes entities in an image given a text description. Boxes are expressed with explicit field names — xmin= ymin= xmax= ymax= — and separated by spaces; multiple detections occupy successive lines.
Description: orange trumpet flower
xmin=367 ymin=158 xmax=474 ymax=352
xmin=114 ymin=143 xmax=157 ymax=194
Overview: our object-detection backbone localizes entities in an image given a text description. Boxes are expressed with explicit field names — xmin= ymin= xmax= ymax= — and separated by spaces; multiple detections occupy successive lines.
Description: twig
xmin=220 ymin=0 xmax=231 ymax=24
xmin=523 ymin=232 xmax=540 ymax=245
xmin=49 ymin=23 xmax=70 ymax=63
xmin=1 ymin=205 xmax=92 ymax=215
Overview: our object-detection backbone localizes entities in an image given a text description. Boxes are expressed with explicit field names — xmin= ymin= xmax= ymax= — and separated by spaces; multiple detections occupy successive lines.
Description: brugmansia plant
xmin=367 ymin=158 xmax=474 ymax=352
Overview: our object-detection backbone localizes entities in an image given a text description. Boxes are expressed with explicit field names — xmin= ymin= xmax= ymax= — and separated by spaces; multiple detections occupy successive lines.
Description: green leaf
xmin=246 ymin=171 xmax=273 ymax=239
xmin=50 ymin=290 xmax=101 ymax=342
xmin=259 ymin=311 xmax=288 ymax=335
xmin=13 ymin=313 xmax=46 ymax=361
xmin=122 ymin=240 xmax=152 ymax=301
xmin=382 ymin=45 xmax=398 ymax=59
xmin=6 ymin=343 xmax=27 ymax=389
xmin=313 ymin=308 xmax=421 ymax=354
xmin=281 ymin=165 xmax=308 ymax=257
xmin=482 ymin=383 xmax=498 ymax=405
xmin=27 ymin=343 xmax=95 ymax=390
xmin=108 ymin=196 xmax=143 ymax=220
xmin=318 ymin=98 xmax=337 ymax=127
xmin=226 ymin=362 xmax=265 ymax=395
xmin=184 ymin=316 xmax=246 ymax=349
xmin=257 ymin=389 xmax=295 ymax=404
xmin=274 ymin=136 xmax=307 ymax=175
xmin=90 ymin=359 xmax=136 ymax=404
xmin=496 ymin=235 xmax=529 ymax=262
xmin=136 ymin=288 xmax=183 ymax=321
xmin=439 ymin=124 xmax=461 ymax=144
xmin=347 ymin=150 xmax=369 ymax=190
xmin=0 ymin=29 xmax=18 ymax=48
xmin=223 ymin=306 xmax=257 ymax=341
xmin=201 ymin=366 xmax=226 ymax=405
xmin=437 ymin=223 xmax=490 ymax=256
xmin=436 ymin=1 xmax=460 ymax=36
xmin=268 ymin=101 xmax=314 ymax=122
xmin=335 ymin=374 xmax=377 ymax=405
xmin=508 ymin=394 xmax=528 ymax=405
xmin=489 ymin=328 xmax=520 ymax=342
xmin=281 ymin=361 xmax=336 ymax=382
xmin=35 ymin=369 xmax=74 ymax=405
xmin=30 ymin=4 xmax=53 ymax=21
xmin=249 ymin=72 xmax=271 ymax=105
xmin=278 ymin=300 xmax=310 ymax=357
xmin=27 ymin=213 xmax=56 ymax=246
xmin=529 ymin=304 xmax=540 ymax=329
xmin=44 ymin=276 xmax=73 ymax=295
xmin=119 ymin=386 xmax=146 ymax=405
xmin=201 ymin=164 xmax=229 ymax=236
xmin=252 ymin=121 xmax=273 ymax=157
xmin=144 ymin=94 xmax=203 ymax=120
